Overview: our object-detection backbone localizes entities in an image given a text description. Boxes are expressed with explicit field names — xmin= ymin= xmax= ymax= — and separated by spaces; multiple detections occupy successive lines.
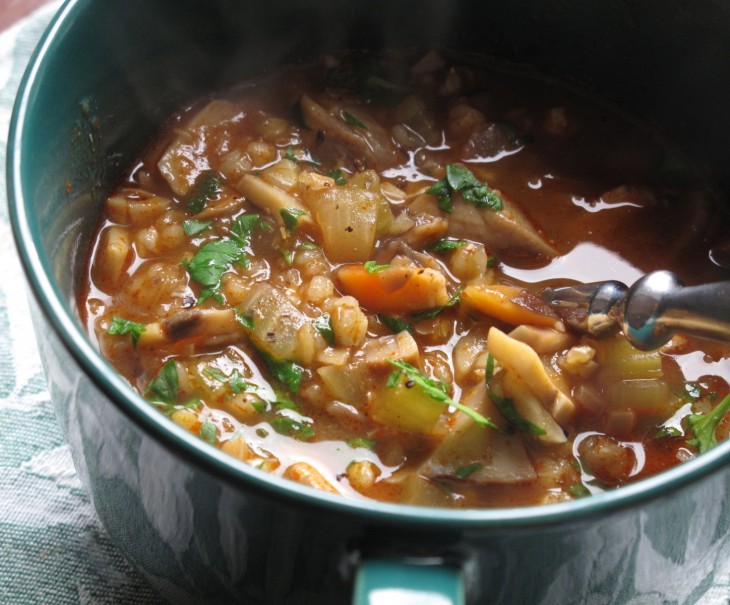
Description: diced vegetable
xmin=336 ymin=264 xmax=450 ymax=313
xmin=462 ymin=284 xmax=562 ymax=330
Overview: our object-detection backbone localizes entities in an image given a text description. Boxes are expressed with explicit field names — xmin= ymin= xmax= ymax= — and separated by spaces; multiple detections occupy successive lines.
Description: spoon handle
xmin=622 ymin=271 xmax=730 ymax=349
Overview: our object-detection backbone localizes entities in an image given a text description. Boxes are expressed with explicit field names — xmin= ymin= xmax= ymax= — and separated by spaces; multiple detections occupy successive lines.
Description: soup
xmin=80 ymin=50 xmax=730 ymax=508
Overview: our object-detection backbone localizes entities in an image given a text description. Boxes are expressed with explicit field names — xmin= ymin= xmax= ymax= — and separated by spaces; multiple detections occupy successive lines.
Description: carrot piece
xmin=462 ymin=284 xmax=561 ymax=329
xmin=336 ymin=264 xmax=450 ymax=313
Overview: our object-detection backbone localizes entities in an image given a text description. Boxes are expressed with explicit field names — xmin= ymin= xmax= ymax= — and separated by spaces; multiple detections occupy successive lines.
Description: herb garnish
xmin=199 ymin=421 xmax=217 ymax=445
xmin=182 ymin=219 xmax=213 ymax=236
xmin=108 ymin=316 xmax=146 ymax=346
xmin=279 ymin=207 xmax=307 ymax=232
xmin=234 ymin=308 xmax=254 ymax=330
xmin=186 ymin=170 xmax=223 ymax=213
xmin=256 ymin=348 xmax=304 ymax=394
xmin=313 ymin=314 xmax=336 ymax=346
xmin=485 ymin=354 xmax=546 ymax=436
xmin=347 ymin=437 xmax=377 ymax=450
xmin=686 ymin=393 xmax=730 ymax=453
xmin=284 ymin=146 xmax=299 ymax=163
xmin=455 ymin=463 xmax=483 ymax=480
xmin=364 ymin=260 xmax=391 ymax=274
xmin=429 ymin=239 xmax=468 ymax=253
xmin=271 ymin=416 xmax=315 ymax=441
xmin=377 ymin=314 xmax=413 ymax=334
xmin=327 ymin=168 xmax=348 ymax=185
xmin=426 ymin=164 xmax=504 ymax=213
xmin=386 ymin=359 xmax=499 ymax=430
xmin=343 ymin=111 xmax=369 ymax=130
xmin=411 ymin=287 xmax=462 ymax=320
xmin=145 ymin=360 xmax=179 ymax=406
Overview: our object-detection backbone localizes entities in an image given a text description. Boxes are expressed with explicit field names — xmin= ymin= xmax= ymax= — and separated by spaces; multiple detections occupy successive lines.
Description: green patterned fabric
xmin=1 ymin=4 xmax=729 ymax=605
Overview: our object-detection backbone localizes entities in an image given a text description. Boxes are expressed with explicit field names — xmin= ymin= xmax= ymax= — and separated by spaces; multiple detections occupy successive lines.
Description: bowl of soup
xmin=8 ymin=0 xmax=730 ymax=603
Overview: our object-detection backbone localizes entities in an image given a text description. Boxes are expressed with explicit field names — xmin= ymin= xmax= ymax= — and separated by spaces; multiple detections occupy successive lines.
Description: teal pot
xmin=8 ymin=1 xmax=730 ymax=603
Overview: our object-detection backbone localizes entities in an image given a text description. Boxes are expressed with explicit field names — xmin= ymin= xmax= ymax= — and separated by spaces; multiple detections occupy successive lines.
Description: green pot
xmin=8 ymin=0 xmax=730 ymax=603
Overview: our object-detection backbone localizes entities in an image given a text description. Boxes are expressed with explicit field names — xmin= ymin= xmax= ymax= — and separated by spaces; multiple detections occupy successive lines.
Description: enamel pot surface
xmin=8 ymin=0 xmax=730 ymax=603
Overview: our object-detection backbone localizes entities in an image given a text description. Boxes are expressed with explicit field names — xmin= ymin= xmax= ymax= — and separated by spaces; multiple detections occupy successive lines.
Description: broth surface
xmin=80 ymin=50 xmax=730 ymax=507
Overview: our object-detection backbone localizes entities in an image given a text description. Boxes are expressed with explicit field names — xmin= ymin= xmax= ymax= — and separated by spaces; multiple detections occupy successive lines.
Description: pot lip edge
xmin=8 ymin=0 xmax=730 ymax=530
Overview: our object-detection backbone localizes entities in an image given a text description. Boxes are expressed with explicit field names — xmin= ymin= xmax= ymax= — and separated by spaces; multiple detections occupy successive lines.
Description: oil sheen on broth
xmin=80 ymin=50 xmax=730 ymax=508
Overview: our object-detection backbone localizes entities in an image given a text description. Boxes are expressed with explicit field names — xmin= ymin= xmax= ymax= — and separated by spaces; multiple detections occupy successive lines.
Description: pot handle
xmin=352 ymin=557 xmax=465 ymax=605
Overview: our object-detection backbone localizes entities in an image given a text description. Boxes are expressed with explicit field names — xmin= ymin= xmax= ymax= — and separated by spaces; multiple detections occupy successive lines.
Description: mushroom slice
xmin=448 ymin=195 xmax=558 ymax=267
xmin=418 ymin=382 xmax=537 ymax=484
xmin=235 ymin=174 xmax=316 ymax=233
xmin=139 ymin=308 xmax=244 ymax=349
xmin=487 ymin=327 xmax=576 ymax=428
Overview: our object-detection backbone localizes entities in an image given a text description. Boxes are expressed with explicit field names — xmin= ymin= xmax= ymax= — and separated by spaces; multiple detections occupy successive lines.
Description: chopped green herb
xmin=568 ymin=483 xmax=591 ymax=499
xmin=252 ymin=400 xmax=268 ymax=414
xmin=279 ymin=247 xmax=295 ymax=265
xmin=386 ymin=368 xmax=403 ymax=389
xmin=654 ymin=425 xmax=683 ymax=439
xmin=231 ymin=213 xmax=260 ymax=245
xmin=426 ymin=164 xmax=504 ymax=214
xmin=184 ymin=238 xmax=245 ymax=291
xmin=485 ymin=354 xmax=546 ymax=437
xmin=377 ymin=314 xmax=413 ymax=334
xmin=257 ymin=348 xmax=304 ymax=394
xmin=429 ymin=239 xmax=468 ymax=253
xmin=298 ymin=241 xmax=320 ymax=251
xmin=313 ymin=314 xmax=335 ymax=346
xmin=182 ymin=219 xmax=213 ymax=236
xmin=203 ymin=367 xmax=228 ymax=382
xmin=186 ymin=170 xmax=222 ymax=213
xmin=229 ymin=369 xmax=251 ymax=394
xmin=386 ymin=359 xmax=499 ymax=430
xmin=486 ymin=255 xmax=499 ymax=267
xmin=686 ymin=393 xmax=730 ymax=453
xmin=343 ymin=111 xmax=369 ymax=130
xmin=347 ymin=437 xmax=377 ymax=450
xmin=199 ymin=421 xmax=217 ymax=445
xmin=411 ymin=287 xmax=462 ymax=320
xmin=455 ymin=463 xmax=483 ymax=480
xmin=234 ymin=308 xmax=254 ymax=330
xmin=284 ymin=146 xmax=299 ymax=163
xmin=108 ymin=316 xmax=146 ymax=346
xmin=327 ymin=168 xmax=348 ymax=185
xmin=279 ymin=207 xmax=307 ymax=232
xmin=364 ymin=260 xmax=391 ymax=274
xmin=145 ymin=360 xmax=178 ymax=406
xmin=271 ymin=416 xmax=315 ymax=441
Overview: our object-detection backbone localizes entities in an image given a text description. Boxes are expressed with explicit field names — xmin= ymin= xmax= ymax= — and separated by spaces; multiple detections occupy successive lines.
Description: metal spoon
xmin=541 ymin=271 xmax=730 ymax=351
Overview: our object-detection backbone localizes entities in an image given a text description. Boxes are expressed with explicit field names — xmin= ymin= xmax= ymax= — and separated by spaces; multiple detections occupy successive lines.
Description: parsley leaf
xmin=429 ymin=239 xmax=468 ymax=253
xmin=257 ymin=348 xmax=304 ymax=393
xmin=183 ymin=219 xmax=213 ymax=236
xmin=342 ymin=111 xmax=369 ymax=130
xmin=185 ymin=239 xmax=245 ymax=288
xmin=568 ymin=483 xmax=591 ymax=499
xmin=199 ymin=421 xmax=217 ymax=444
xmin=313 ymin=314 xmax=335 ymax=346
xmin=327 ymin=168 xmax=348 ymax=185
xmin=230 ymin=213 xmax=260 ymax=246
xmin=686 ymin=393 xmax=730 ymax=453
xmin=411 ymin=287 xmax=462 ymax=320
xmin=145 ymin=360 xmax=178 ymax=406
xmin=203 ymin=367 xmax=228 ymax=382
xmin=234 ymin=308 xmax=254 ymax=329
xmin=426 ymin=164 xmax=504 ymax=214
xmin=284 ymin=146 xmax=299 ymax=163
xmin=108 ymin=316 xmax=146 ymax=346
xmin=271 ymin=416 xmax=315 ymax=441
xmin=485 ymin=354 xmax=546 ymax=437
xmin=279 ymin=207 xmax=307 ymax=232
xmin=229 ymin=370 xmax=251 ymax=394
xmin=347 ymin=437 xmax=377 ymax=450
xmin=364 ymin=260 xmax=390 ymax=274
xmin=386 ymin=359 xmax=499 ymax=430
xmin=377 ymin=314 xmax=413 ymax=334
xmin=455 ymin=463 xmax=483 ymax=479
xmin=186 ymin=170 xmax=223 ymax=213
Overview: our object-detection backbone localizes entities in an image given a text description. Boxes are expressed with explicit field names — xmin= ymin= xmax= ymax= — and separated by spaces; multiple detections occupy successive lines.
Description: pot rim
xmin=9 ymin=0 xmax=730 ymax=529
